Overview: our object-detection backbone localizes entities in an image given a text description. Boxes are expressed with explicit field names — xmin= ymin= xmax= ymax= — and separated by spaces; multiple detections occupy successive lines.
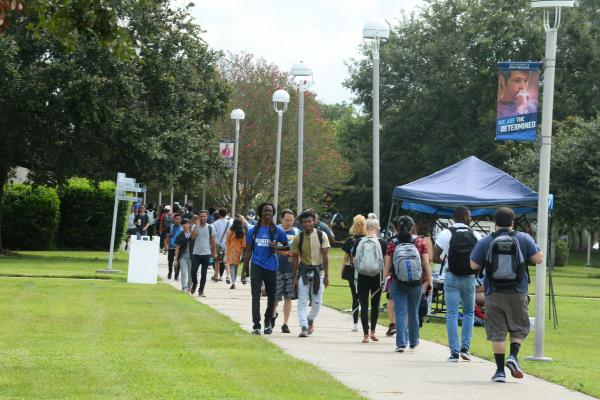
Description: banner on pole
xmin=496 ymin=61 xmax=541 ymax=141
xmin=219 ymin=139 xmax=234 ymax=169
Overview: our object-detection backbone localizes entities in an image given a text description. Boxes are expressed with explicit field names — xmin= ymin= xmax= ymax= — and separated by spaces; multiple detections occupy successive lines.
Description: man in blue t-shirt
xmin=242 ymin=202 xmax=289 ymax=335
xmin=470 ymin=207 xmax=543 ymax=383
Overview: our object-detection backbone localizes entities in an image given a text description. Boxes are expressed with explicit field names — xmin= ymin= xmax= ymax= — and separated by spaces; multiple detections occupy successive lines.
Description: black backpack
xmin=447 ymin=226 xmax=478 ymax=276
xmin=483 ymin=229 xmax=527 ymax=290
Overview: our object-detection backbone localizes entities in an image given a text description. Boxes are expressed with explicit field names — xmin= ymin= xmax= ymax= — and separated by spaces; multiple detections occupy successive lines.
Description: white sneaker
xmin=351 ymin=323 xmax=358 ymax=332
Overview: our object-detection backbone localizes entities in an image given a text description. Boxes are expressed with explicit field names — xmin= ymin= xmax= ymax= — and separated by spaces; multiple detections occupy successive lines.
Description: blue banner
xmin=496 ymin=62 xmax=542 ymax=141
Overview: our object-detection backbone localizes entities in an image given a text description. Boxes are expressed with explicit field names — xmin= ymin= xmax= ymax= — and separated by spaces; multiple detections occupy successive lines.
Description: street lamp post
xmin=363 ymin=20 xmax=389 ymax=218
xmin=527 ymin=0 xmax=574 ymax=363
xmin=291 ymin=61 xmax=313 ymax=214
xmin=272 ymin=89 xmax=290 ymax=214
xmin=230 ymin=108 xmax=245 ymax=216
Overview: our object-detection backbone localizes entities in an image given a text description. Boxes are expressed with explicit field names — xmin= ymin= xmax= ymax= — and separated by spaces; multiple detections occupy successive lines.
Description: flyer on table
xmin=496 ymin=61 xmax=541 ymax=141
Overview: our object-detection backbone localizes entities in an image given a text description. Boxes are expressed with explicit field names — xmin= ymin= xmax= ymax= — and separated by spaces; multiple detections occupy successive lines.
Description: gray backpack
xmin=354 ymin=237 xmax=384 ymax=277
xmin=392 ymin=237 xmax=422 ymax=285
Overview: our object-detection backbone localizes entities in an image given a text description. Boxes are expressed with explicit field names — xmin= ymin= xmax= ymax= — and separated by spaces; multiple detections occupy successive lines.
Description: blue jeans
xmin=390 ymin=281 xmax=422 ymax=348
xmin=444 ymin=272 xmax=476 ymax=353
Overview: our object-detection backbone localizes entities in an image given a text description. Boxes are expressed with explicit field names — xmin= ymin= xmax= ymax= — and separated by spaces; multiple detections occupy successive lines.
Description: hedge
xmin=58 ymin=178 xmax=128 ymax=250
xmin=1 ymin=184 xmax=60 ymax=250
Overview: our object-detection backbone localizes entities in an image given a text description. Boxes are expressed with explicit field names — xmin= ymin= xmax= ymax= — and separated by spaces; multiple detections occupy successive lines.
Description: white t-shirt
xmin=212 ymin=217 xmax=232 ymax=248
xmin=435 ymin=223 xmax=482 ymax=273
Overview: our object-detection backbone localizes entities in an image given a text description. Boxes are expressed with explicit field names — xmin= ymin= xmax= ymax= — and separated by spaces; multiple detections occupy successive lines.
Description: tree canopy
xmin=0 ymin=1 xmax=229 ymax=250
xmin=208 ymin=53 xmax=350 ymax=215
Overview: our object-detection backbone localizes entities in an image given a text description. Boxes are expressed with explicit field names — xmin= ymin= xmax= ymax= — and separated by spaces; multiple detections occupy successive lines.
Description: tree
xmin=509 ymin=116 xmax=600 ymax=232
xmin=341 ymin=0 xmax=600 ymax=220
xmin=1 ymin=0 xmax=136 ymax=58
xmin=0 ymin=1 xmax=229 ymax=251
xmin=208 ymin=53 xmax=350 ymax=215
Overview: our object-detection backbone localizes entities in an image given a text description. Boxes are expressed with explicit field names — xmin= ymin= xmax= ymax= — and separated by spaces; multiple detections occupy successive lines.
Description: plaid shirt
xmin=386 ymin=235 xmax=428 ymax=257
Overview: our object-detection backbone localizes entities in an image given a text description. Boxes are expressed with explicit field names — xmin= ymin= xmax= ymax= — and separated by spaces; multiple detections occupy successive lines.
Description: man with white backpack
xmin=352 ymin=214 xmax=386 ymax=343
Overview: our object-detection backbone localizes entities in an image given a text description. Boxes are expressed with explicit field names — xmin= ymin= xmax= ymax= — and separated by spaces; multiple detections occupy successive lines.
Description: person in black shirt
xmin=133 ymin=205 xmax=150 ymax=239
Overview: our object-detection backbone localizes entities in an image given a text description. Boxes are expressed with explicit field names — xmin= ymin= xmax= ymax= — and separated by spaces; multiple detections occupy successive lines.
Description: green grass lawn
xmin=0 ymin=252 xmax=363 ymax=399
xmin=0 ymin=251 xmax=128 ymax=280
xmin=324 ymin=247 xmax=600 ymax=399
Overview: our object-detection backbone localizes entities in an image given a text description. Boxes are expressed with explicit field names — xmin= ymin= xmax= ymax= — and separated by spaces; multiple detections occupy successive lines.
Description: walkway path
xmin=157 ymin=258 xmax=595 ymax=400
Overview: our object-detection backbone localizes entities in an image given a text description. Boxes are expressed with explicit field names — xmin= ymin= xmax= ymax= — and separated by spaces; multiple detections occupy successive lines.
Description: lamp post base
xmin=525 ymin=355 xmax=553 ymax=362
xmin=96 ymin=269 xmax=122 ymax=274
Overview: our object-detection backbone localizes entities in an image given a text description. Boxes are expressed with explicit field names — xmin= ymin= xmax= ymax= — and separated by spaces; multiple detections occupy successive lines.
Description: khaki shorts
xmin=484 ymin=292 xmax=530 ymax=342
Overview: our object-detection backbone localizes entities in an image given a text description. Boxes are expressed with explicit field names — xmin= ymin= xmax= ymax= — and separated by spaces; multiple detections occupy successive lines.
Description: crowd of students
xmin=338 ymin=206 xmax=541 ymax=383
xmin=127 ymin=202 xmax=541 ymax=383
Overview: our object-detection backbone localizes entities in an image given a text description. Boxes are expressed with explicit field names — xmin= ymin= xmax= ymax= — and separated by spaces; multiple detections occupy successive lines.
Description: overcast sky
xmin=179 ymin=0 xmax=424 ymax=104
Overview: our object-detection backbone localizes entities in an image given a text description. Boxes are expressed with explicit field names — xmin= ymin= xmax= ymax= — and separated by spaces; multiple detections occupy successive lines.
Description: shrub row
xmin=1 ymin=178 xmax=128 ymax=250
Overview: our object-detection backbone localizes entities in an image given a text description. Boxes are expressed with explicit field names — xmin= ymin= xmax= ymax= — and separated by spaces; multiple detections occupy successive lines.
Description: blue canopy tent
xmin=388 ymin=156 xmax=557 ymax=325
xmin=390 ymin=156 xmax=552 ymax=219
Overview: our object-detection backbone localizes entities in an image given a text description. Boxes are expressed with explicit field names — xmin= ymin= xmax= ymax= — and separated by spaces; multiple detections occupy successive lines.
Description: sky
xmin=177 ymin=0 xmax=424 ymax=104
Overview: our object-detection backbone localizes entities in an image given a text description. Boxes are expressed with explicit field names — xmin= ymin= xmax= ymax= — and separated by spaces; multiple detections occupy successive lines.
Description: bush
xmin=1 ymin=184 xmax=60 ymax=250
xmin=555 ymin=239 xmax=570 ymax=267
xmin=58 ymin=178 xmax=128 ymax=250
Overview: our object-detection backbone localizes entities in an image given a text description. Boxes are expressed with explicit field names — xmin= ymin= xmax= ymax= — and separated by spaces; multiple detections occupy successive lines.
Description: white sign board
xmin=127 ymin=236 xmax=160 ymax=284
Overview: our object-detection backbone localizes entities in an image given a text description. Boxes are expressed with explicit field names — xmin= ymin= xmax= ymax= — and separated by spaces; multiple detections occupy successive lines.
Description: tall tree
xmin=209 ymin=53 xmax=350 ymax=215
xmin=509 ymin=116 xmax=600 ymax=232
xmin=0 ymin=1 xmax=229 ymax=251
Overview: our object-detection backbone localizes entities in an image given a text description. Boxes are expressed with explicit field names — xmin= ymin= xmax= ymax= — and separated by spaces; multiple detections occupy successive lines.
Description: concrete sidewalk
xmin=157 ymin=258 xmax=595 ymax=400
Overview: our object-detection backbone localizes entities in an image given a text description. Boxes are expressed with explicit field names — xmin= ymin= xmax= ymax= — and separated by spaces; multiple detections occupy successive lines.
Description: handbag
xmin=341 ymin=263 xmax=355 ymax=281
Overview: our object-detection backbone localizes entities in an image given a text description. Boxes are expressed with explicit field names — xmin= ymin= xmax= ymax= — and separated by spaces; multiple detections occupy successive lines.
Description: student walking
xmin=433 ymin=206 xmax=481 ymax=362
xmin=352 ymin=214 xmax=386 ymax=343
xmin=134 ymin=205 xmax=150 ymax=239
xmin=225 ymin=217 xmax=246 ymax=289
xmin=383 ymin=215 xmax=432 ymax=352
xmin=167 ymin=214 xmax=183 ymax=280
xmin=173 ymin=219 xmax=193 ymax=292
xmin=272 ymin=209 xmax=300 ymax=333
xmin=341 ymin=214 xmax=367 ymax=332
xmin=242 ymin=202 xmax=289 ymax=335
xmin=292 ymin=210 xmax=330 ymax=338
xmin=470 ymin=207 xmax=543 ymax=382
xmin=190 ymin=210 xmax=217 ymax=297
xmin=212 ymin=208 xmax=232 ymax=281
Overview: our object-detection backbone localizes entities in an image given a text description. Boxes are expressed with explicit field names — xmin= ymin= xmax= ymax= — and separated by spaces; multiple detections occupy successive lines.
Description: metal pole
xmin=98 ymin=174 xmax=122 ymax=273
xmin=170 ymin=186 xmax=174 ymax=208
xmin=232 ymin=119 xmax=241 ymax=216
xmin=297 ymin=86 xmax=305 ymax=214
xmin=143 ymin=187 xmax=147 ymax=205
xmin=184 ymin=193 xmax=188 ymax=205
xmin=587 ymin=230 xmax=592 ymax=266
xmin=107 ymin=189 xmax=120 ymax=270
xmin=529 ymin=7 xmax=560 ymax=362
xmin=372 ymin=40 xmax=381 ymax=218
xmin=274 ymin=110 xmax=283 ymax=214
xmin=158 ymin=190 xmax=162 ymax=206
